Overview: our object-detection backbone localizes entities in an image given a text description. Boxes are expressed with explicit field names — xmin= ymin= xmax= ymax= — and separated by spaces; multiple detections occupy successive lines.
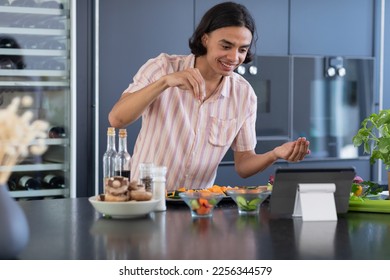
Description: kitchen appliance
xmin=0 ymin=0 xmax=75 ymax=199
xmin=222 ymin=55 xmax=374 ymax=162
xmin=292 ymin=56 xmax=374 ymax=159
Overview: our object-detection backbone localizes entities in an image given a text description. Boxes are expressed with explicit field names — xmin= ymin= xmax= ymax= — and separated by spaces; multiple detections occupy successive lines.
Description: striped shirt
xmin=124 ymin=53 xmax=257 ymax=191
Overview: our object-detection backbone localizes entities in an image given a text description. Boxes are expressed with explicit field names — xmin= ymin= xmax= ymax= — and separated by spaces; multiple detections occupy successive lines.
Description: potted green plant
xmin=352 ymin=109 xmax=390 ymax=192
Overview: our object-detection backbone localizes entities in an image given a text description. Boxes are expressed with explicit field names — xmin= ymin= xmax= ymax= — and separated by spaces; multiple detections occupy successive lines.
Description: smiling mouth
xmin=219 ymin=61 xmax=237 ymax=71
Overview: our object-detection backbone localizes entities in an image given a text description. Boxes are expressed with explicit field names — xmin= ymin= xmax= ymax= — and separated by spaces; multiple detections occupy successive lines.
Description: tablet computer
xmin=269 ymin=167 xmax=356 ymax=217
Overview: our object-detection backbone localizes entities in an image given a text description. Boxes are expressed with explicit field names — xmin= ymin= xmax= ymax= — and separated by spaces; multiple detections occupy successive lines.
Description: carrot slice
xmin=196 ymin=205 xmax=211 ymax=215
xmin=198 ymin=198 xmax=210 ymax=208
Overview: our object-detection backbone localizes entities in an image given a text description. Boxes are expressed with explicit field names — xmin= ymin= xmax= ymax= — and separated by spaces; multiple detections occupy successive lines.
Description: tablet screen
xmin=269 ymin=167 xmax=356 ymax=217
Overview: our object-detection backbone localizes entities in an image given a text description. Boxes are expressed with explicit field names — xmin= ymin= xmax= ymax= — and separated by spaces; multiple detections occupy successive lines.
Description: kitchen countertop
xmin=16 ymin=197 xmax=390 ymax=260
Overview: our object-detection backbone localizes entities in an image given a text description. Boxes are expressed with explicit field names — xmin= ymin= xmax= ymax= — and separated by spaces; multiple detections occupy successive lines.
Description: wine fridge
xmin=0 ymin=0 xmax=75 ymax=199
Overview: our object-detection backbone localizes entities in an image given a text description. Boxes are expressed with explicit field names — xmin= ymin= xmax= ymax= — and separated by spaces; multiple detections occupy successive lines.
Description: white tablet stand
xmin=292 ymin=183 xmax=338 ymax=221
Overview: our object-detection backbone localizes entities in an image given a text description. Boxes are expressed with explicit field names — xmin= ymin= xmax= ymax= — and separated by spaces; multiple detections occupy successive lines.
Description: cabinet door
xmin=290 ymin=0 xmax=374 ymax=56
xmin=0 ymin=1 xmax=72 ymax=199
xmin=195 ymin=0 xmax=289 ymax=55
xmin=98 ymin=0 xmax=193 ymax=192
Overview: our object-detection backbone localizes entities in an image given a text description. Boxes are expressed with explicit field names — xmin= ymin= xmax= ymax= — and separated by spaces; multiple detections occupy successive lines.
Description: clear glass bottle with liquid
xmin=115 ymin=128 xmax=131 ymax=180
xmin=102 ymin=127 xmax=117 ymax=187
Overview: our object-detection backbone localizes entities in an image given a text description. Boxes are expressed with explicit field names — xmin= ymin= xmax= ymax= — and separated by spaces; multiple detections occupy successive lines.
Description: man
xmin=109 ymin=2 xmax=310 ymax=190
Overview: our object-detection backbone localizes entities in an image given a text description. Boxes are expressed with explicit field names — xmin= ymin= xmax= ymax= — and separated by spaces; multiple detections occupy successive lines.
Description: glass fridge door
xmin=292 ymin=56 xmax=374 ymax=159
xmin=0 ymin=0 xmax=72 ymax=199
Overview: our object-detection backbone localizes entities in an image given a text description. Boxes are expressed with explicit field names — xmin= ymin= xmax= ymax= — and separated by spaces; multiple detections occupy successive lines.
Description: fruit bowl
xmin=179 ymin=191 xmax=225 ymax=218
xmin=226 ymin=187 xmax=271 ymax=215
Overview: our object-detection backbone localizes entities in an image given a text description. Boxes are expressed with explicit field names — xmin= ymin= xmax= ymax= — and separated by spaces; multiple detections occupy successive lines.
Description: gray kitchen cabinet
xmin=194 ymin=0 xmax=289 ymax=55
xmin=97 ymin=0 xmax=194 ymax=192
xmin=290 ymin=0 xmax=374 ymax=56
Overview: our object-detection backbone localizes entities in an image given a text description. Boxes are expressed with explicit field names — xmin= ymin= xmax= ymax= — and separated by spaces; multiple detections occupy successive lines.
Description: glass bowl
xmin=226 ymin=187 xmax=271 ymax=215
xmin=179 ymin=191 xmax=225 ymax=218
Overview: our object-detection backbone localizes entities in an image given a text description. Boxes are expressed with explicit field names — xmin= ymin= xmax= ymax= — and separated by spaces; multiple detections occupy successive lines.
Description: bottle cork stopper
xmin=107 ymin=127 xmax=115 ymax=135
xmin=119 ymin=128 xmax=127 ymax=137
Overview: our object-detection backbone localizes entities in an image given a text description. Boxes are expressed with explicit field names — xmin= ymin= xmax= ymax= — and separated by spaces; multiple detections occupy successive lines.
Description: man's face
xmin=202 ymin=26 xmax=252 ymax=76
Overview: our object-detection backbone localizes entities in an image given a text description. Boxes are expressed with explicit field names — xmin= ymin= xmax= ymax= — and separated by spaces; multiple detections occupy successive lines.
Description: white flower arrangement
xmin=0 ymin=96 xmax=49 ymax=184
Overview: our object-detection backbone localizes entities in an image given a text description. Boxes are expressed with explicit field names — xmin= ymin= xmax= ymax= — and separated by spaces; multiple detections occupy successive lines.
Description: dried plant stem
xmin=0 ymin=153 xmax=19 ymax=184
xmin=0 ymin=96 xmax=48 ymax=185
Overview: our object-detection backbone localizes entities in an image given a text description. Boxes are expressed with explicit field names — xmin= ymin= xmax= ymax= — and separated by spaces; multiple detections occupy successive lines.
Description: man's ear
xmin=201 ymin=34 xmax=208 ymax=47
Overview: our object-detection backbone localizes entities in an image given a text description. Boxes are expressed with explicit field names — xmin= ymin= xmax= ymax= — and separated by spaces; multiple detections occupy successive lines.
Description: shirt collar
xmin=187 ymin=54 xmax=230 ymax=99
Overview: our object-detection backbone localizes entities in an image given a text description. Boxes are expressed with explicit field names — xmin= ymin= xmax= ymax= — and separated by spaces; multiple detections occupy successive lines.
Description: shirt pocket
xmin=208 ymin=117 xmax=237 ymax=147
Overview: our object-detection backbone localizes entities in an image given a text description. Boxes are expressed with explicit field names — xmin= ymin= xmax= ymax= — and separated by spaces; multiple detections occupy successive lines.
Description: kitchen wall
xmin=94 ymin=0 xmax=388 ymax=193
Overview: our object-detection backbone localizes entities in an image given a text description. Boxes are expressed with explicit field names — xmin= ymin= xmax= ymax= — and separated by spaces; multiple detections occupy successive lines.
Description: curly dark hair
xmin=189 ymin=1 xmax=257 ymax=64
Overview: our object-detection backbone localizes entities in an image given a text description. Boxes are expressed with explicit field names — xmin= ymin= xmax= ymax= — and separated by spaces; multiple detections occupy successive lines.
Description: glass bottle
xmin=42 ymin=174 xmax=65 ymax=189
xmin=102 ymin=127 xmax=117 ymax=187
xmin=7 ymin=176 xmax=23 ymax=191
xmin=18 ymin=175 xmax=40 ymax=190
xmin=115 ymin=128 xmax=131 ymax=180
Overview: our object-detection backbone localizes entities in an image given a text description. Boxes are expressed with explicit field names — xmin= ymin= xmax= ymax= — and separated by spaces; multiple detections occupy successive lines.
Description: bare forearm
xmin=108 ymin=78 xmax=169 ymax=128
xmin=234 ymin=138 xmax=310 ymax=178
xmin=234 ymin=150 xmax=278 ymax=178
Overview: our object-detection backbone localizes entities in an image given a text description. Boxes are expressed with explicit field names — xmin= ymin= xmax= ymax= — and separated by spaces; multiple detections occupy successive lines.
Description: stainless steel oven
xmin=292 ymin=56 xmax=374 ymax=159
xmin=221 ymin=55 xmax=374 ymax=163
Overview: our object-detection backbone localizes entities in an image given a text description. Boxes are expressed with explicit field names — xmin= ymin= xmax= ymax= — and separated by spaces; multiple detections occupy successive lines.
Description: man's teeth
xmin=221 ymin=61 xmax=234 ymax=68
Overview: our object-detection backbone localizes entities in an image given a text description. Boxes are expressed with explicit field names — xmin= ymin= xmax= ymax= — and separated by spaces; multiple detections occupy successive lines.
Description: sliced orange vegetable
xmin=208 ymin=185 xmax=224 ymax=194
xmin=196 ymin=205 xmax=211 ymax=215
xmin=198 ymin=198 xmax=210 ymax=207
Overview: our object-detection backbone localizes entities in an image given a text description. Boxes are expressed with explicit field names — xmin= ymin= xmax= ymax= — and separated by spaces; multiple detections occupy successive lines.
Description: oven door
xmin=292 ymin=56 xmax=374 ymax=159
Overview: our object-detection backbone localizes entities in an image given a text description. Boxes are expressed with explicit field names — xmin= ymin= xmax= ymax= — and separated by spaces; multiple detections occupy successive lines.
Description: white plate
xmin=89 ymin=196 xmax=159 ymax=219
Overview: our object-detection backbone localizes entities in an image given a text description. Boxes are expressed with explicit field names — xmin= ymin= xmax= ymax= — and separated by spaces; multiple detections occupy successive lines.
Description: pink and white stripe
xmin=123 ymin=53 xmax=257 ymax=191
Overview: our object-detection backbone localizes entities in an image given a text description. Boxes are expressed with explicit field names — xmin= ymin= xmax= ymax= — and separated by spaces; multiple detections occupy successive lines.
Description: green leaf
xmin=352 ymin=109 xmax=390 ymax=169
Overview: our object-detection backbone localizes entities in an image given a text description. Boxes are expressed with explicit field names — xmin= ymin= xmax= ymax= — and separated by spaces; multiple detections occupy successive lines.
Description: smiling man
xmin=108 ymin=1 xmax=310 ymax=191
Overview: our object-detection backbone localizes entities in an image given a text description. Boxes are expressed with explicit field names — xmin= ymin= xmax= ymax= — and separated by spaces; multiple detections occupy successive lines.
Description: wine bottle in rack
xmin=0 ymin=58 xmax=17 ymax=69
xmin=7 ymin=176 xmax=27 ymax=191
xmin=18 ymin=175 xmax=41 ymax=190
xmin=48 ymin=126 xmax=66 ymax=138
xmin=0 ymin=36 xmax=19 ymax=49
xmin=42 ymin=174 xmax=65 ymax=189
